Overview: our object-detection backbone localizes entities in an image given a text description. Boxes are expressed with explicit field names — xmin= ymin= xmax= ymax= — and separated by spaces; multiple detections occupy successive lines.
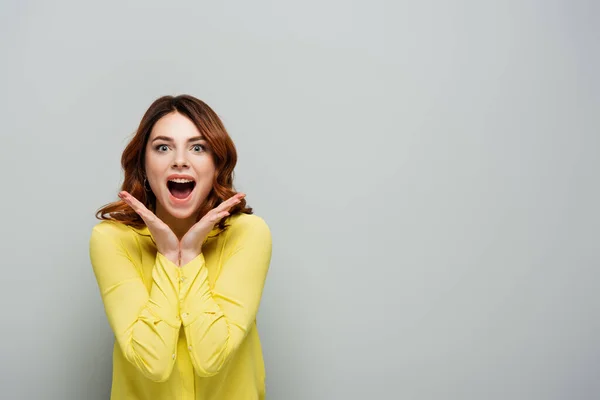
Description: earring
xmin=143 ymin=177 xmax=151 ymax=192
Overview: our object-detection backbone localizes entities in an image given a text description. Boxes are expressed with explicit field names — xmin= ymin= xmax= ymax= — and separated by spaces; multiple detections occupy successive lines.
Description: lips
xmin=166 ymin=174 xmax=196 ymax=200
xmin=166 ymin=173 xmax=196 ymax=182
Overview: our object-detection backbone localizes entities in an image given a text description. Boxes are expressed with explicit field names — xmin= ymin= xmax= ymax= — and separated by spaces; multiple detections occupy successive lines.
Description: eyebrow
xmin=151 ymin=135 xmax=205 ymax=143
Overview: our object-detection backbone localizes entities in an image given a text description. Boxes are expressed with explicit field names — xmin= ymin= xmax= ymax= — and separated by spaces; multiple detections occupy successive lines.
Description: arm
xmin=89 ymin=223 xmax=182 ymax=382
xmin=178 ymin=216 xmax=272 ymax=377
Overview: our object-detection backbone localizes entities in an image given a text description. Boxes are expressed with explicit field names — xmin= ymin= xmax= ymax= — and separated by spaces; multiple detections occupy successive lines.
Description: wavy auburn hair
xmin=95 ymin=94 xmax=252 ymax=230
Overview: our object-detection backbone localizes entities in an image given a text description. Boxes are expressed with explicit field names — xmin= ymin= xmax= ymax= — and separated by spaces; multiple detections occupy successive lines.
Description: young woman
xmin=89 ymin=94 xmax=272 ymax=400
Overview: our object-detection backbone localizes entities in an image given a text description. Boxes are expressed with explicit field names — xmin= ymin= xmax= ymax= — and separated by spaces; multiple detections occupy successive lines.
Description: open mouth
xmin=167 ymin=180 xmax=196 ymax=199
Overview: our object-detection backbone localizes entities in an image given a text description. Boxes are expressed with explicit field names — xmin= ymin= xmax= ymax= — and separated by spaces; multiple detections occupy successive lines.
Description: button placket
xmin=177 ymin=269 xmax=183 ymax=322
xmin=178 ymin=268 xmax=186 ymax=323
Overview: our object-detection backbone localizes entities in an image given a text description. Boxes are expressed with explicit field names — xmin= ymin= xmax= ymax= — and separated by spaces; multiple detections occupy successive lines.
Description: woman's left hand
xmin=179 ymin=193 xmax=245 ymax=264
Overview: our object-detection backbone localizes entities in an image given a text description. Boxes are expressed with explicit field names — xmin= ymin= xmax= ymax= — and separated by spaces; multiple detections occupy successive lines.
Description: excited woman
xmin=89 ymin=94 xmax=272 ymax=400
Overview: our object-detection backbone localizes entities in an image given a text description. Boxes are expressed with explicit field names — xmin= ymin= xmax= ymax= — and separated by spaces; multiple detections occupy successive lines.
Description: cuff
xmin=155 ymin=251 xmax=182 ymax=285
xmin=179 ymin=252 xmax=206 ymax=300
xmin=147 ymin=252 xmax=184 ymax=327
xmin=180 ymin=259 xmax=223 ymax=327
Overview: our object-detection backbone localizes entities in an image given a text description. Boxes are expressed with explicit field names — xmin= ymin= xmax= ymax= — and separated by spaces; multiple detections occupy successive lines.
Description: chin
xmin=155 ymin=192 xmax=200 ymax=220
xmin=167 ymin=208 xmax=197 ymax=220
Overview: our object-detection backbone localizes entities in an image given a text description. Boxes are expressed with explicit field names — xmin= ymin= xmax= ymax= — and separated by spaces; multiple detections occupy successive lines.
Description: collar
xmin=131 ymin=224 xmax=223 ymax=244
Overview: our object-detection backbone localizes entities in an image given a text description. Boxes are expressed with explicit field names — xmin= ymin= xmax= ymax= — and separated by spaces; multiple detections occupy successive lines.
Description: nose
xmin=172 ymin=154 xmax=189 ymax=169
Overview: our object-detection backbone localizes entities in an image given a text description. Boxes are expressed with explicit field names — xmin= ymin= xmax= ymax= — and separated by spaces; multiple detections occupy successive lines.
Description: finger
xmin=211 ymin=210 xmax=230 ymax=223
xmin=215 ymin=193 xmax=245 ymax=213
xmin=118 ymin=191 xmax=157 ymax=223
xmin=190 ymin=210 xmax=228 ymax=234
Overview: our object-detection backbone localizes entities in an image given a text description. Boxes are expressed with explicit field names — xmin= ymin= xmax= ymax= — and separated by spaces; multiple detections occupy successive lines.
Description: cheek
xmin=195 ymin=167 xmax=216 ymax=193
xmin=145 ymin=157 xmax=166 ymax=186
xmin=195 ymin=159 xmax=216 ymax=177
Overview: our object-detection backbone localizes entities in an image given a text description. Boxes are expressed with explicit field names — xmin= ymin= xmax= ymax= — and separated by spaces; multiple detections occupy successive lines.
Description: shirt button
xmin=172 ymin=353 xmax=176 ymax=359
xmin=182 ymin=312 xmax=189 ymax=318
xmin=188 ymin=345 xmax=192 ymax=351
xmin=180 ymin=276 xmax=186 ymax=282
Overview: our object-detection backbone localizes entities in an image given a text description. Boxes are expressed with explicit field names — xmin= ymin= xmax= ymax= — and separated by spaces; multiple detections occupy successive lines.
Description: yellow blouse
xmin=88 ymin=213 xmax=272 ymax=400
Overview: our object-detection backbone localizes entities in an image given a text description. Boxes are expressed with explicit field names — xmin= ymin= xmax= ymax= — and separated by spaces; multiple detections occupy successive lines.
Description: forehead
xmin=149 ymin=111 xmax=201 ymax=140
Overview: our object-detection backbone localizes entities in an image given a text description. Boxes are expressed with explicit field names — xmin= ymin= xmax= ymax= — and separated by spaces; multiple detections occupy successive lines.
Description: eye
xmin=155 ymin=144 xmax=169 ymax=152
xmin=192 ymin=144 xmax=205 ymax=152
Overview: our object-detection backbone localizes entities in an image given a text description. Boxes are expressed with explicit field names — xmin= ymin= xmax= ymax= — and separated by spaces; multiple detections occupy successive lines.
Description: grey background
xmin=1 ymin=1 xmax=599 ymax=399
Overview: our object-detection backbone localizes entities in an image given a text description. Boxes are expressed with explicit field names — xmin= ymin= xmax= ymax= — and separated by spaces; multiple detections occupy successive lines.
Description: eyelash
xmin=155 ymin=144 xmax=205 ymax=153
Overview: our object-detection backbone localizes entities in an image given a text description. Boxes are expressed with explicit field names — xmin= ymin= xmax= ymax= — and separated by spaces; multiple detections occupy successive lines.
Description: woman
xmin=89 ymin=94 xmax=272 ymax=400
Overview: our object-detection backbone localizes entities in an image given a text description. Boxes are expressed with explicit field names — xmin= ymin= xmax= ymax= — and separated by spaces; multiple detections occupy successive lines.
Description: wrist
xmin=161 ymin=251 xmax=180 ymax=266
xmin=180 ymin=248 xmax=202 ymax=265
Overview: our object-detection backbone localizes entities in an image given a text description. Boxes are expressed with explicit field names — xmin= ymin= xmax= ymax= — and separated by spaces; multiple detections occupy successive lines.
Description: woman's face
xmin=144 ymin=111 xmax=216 ymax=220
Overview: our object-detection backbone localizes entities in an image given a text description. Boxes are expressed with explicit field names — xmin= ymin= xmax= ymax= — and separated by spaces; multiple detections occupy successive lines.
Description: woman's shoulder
xmin=220 ymin=213 xmax=272 ymax=255
xmin=90 ymin=220 xmax=142 ymax=245
xmin=89 ymin=220 xmax=148 ymax=262
xmin=227 ymin=212 xmax=270 ymax=231
xmin=222 ymin=213 xmax=271 ymax=243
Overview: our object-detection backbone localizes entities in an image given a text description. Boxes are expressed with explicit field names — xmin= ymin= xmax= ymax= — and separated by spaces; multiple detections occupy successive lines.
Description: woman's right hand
xmin=118 ymin=191 xmax=180 ymax=262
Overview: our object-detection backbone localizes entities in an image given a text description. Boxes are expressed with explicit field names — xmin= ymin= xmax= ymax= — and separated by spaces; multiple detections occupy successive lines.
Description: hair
xmin=95 ymin=94 xmax=252 ymax=230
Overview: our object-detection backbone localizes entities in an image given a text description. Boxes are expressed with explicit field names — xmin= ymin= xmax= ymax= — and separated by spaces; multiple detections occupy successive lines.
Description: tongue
xmin=170 ymin=182 xmax=194 ymax=199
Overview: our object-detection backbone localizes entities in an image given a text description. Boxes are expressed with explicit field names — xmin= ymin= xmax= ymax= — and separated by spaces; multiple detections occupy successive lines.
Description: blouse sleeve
xmin=177 ymin=216 xmax=272 ymax=377
xmin=89 ymin=223 xmax=183 ymax=382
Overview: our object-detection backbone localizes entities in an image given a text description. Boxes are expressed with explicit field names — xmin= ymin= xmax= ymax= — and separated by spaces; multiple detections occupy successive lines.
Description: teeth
xmin=168 ymin=178 xmax=194 ymax=183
